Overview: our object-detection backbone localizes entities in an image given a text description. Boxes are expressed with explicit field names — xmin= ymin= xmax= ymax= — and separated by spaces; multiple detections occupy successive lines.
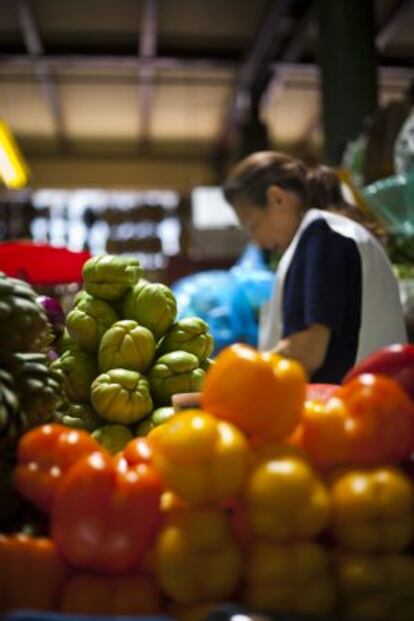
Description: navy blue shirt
xmin=282 ymin=219 xmax=362 ymax=383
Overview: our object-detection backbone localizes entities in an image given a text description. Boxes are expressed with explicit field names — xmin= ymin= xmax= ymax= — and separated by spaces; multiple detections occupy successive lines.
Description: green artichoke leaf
xmin=83 ymin=255 xmax=143 ymax=301
xmin=122 ymin=280 xmax=177 ymax=341
xmin=98 ymin=319 xmax=156 ymax=373
xmin=66 ymin=297 xmax=118 ymax=353
xmin=91 ymin=368 xmax=153 ymax=425
xmin=157 ymin=317 xmax=214 ymax=361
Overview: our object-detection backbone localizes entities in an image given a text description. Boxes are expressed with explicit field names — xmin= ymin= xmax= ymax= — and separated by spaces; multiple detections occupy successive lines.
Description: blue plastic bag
xmin=172 ymin=248 xmax=274 ymax=354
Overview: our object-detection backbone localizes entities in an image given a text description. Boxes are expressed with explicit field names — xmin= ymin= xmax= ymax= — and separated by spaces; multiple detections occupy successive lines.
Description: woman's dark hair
xmin=223 ymin=151 xmax=308 ymax=208
xmin=223 ymin=152 xmax=386 ymax=244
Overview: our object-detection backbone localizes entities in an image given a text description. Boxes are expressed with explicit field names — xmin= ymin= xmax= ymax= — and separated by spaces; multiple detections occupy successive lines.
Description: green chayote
xmin=98 ymin=319 xmax=155 ymax=373
xmin=83 ymin=255 xmax=143 ymax=302
xmin=148 ymin=350 xmax=205 ymax=406
xmin=91 ymin=424 xmax=134 ymax=454
xmin=91 ymin=368 xmax=153 ymax=424
xmin=122 ymin=280 xmax=177 ymax=341
xmin=62 ymin=403 xmax=103 ymax=432
xmin=135 ymin=406 xmax=176 ymax=436
xmin=157 ymin=317 xmax=214 ymax=361
xmin=50 ymin=349 xmax=98 ymax=402
xmin=66 ymin=296 xmax=118 ymax=353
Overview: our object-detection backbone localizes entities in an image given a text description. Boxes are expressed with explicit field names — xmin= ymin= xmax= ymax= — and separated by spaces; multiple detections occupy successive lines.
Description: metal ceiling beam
xmin=376 ymin=0 xmax=413 ymax=53
xmin=138 ymin=0 xmax=159 ymax=148
xmin=0 ymin=54 xmax=235 ymax=71
xmin=15 ymin=0 xmax=66 ymax=150
xmin=217 ymin=0 xmax=315 ymax=153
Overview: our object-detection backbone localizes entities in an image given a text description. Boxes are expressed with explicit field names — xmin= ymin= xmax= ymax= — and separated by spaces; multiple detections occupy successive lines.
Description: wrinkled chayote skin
xmin=91 ymin=424 xmax=134 ymax=454
xmin=91 ymin=368 xmax=153 ymax=424
xmin=98 ymin=319 xmax=156 ymax=373
xmin=135 ymin=406 xmax=176 ymax=436
xmin=51 ymin=349 xmax=99 ymax=402
xmin=62 ymin=402 xmax=103 ymax=432
xmin=148 ymin=350 xmax=205 ymax=406
xmin=157 ymin=317 xmax=214 ymax=361
xmin=66 ymin=296 xmax=119 ymax=353
xmin=122 ymin=280 xmax=177 ymax=341
xmin=83 ymin=255 xmax=143 ymax=302
xmin=57 ymin=328 xmax=77 ymax=356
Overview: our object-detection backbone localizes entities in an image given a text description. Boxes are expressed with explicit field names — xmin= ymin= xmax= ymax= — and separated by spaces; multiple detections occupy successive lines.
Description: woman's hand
xmin=273 ymin=323 xmax=331 ymax=377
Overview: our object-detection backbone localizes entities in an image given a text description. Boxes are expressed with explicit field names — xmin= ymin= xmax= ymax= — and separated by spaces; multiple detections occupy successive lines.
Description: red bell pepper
xmin=51 ymin=450 xmax=162 ymax=573
xmin=344 ymin=344 xmax=414 ymax=401
xmin=301 ymin=374 xmax=414 ymax=467
xmin=14 ymin=424 xmax=101 ymax=513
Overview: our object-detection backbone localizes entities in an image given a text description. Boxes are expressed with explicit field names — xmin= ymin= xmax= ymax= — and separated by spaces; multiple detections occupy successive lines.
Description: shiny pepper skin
xmin=201 ymin=344 xmax=306 ymax=441
xmin=149 ymin=409 xmax=250 ymax=505
xmin=244 ymin=541 xmax=336 ymax=616
xmin=335 ymin=551 xmax=414 ymax=621
xmin=330 ymin=467 xmax=414 ymax=553
xmin=245 ymin=451 xmax=330 ymax=542
xmin=155 ymin=506 xmax=242 ymax=604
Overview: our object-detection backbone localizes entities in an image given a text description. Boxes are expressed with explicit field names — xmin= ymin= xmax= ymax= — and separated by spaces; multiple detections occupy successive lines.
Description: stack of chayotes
xmin=51 ymin=255 xmax=214 ymax=453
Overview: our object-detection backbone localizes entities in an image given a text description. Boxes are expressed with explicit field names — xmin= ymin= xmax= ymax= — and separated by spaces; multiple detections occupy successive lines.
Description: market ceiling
xmin=0 ymin=0 xmax=413 ymax=162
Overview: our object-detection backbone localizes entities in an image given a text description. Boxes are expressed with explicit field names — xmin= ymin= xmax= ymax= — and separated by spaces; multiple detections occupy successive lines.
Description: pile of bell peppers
xmin=2 ymin=342 xmax=414 ymax=620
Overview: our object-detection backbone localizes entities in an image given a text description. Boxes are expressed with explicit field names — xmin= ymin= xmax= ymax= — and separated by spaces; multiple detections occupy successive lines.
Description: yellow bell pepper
xmin=335 ymin=551 xmax=414 ymax=620
xmin=245 ymin=452 xmax=330 ymax=541
xmin=244 ymin=541 xmax=336 ymax=615
xmin=149 ymin=409 xmax=250 ymax=505
xmin=330 ymin=467 xmax=414 ymax=553
xmin=155 ymin=506 xmax=242 ymax=604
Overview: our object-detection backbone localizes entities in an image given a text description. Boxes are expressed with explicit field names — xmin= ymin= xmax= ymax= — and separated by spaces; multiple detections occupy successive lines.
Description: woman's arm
xmin=272 ymin=323 xmax=331 ymax=377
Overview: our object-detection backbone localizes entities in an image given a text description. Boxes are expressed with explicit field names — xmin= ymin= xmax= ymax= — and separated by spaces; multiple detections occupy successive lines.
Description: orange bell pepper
xmin=14 ymin=423 xmax=101 ymax=513
xmin=301 ymin=374 xmax=414 ymax=467
xmin=149 ymin=409 xmax=250 ymax=505
xmin=245 ymin=449 xmax=330 ymax=542
xmin=201 ymin=344 xmax=306 ymax=441
xmin=329 ymin=466 xmax=414 ymax=553
xmin=0 ymin=534 xmax=68 ymax=613
xmin=335 ymin=551 xmax=414 ymax=621
xmin=52 ymin=451 xmax=162 ymax=573
xmin=244 ymin=541 xmax=336 ymax=615
xmin=59 ymin=571 xmax=163 ymax=615
xmin=155 ymin=506 xmax=242 ymax=604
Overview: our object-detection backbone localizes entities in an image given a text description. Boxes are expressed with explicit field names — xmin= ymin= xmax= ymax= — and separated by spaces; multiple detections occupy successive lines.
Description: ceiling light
xmin=0 ymin=120 xmax=29 ymax=189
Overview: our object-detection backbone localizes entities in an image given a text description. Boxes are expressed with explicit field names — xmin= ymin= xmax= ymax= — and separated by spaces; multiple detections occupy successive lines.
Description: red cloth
xmin=0 ymin=242 xmax=91 ymax=285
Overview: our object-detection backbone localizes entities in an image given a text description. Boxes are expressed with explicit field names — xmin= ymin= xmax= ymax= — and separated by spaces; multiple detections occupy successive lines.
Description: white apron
xmin=259 ymin=209 xmax=407 ymax=361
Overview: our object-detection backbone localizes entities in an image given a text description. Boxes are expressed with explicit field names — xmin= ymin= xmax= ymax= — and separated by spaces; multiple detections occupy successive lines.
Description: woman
xmin=223 ymin=151 xmax=407 ymax=383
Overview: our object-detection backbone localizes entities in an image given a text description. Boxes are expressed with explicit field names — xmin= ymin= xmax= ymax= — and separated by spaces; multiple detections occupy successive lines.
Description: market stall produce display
xmin=49 ymin=254 xmax=214 ymax=453
xmin=1 ymin=257 xmax=414 ymax=620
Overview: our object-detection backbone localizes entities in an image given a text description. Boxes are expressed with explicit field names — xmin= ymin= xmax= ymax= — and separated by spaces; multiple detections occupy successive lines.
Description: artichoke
xmin=122 ymin=280 xmax=177 ymax=341
xmin=83 ymin=255 xmax=142 ymax=302
xmin=157 ymin=317 xmax=214 ymax=361
xmin=92 ymin=424 xmax=134 ymax=454
xmin=66 ymin=296 xmax=118 ymax=353
xmin=0 ymin=368 xmax=22 ymax=458
xmin=91 ymin=369 xmax=153 ymax=424
xmin=51 ymin=349 xmax=98 ymax=402
xmin=7 ymin=353 xmax=63 ymax=428
xmin=148 ymin=351 xmax=205 ymax=406
xmin=62 ymin=403 xmax=103 ymax=432
xmin=0 ymin=273 xmax=52 ymax=361
xmin=135 ymin=406 xmax=176 ymax=436
xmin=98 ymin=320 xmax=156 ymax=373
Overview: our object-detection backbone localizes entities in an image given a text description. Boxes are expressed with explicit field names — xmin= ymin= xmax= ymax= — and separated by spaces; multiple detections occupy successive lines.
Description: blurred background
xmin=0 ymin=0 xmax=413 ymax=340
